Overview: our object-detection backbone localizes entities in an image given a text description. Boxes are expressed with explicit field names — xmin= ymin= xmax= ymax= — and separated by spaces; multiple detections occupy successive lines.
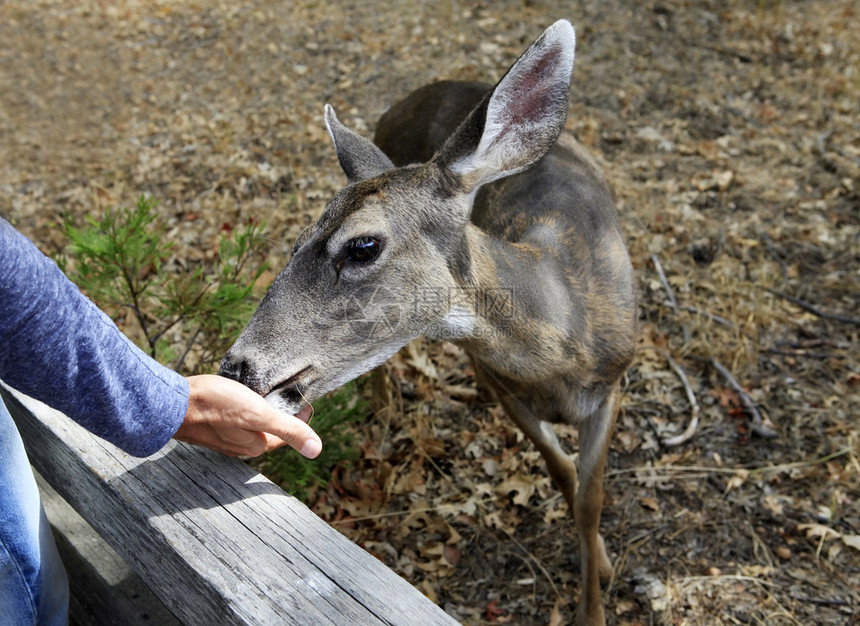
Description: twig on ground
xmin=661 ymin=351 xmax=701 ymax=447
xmin=650 ymin=256 xmax=733 ymax=333
xmin=682 ymin=305 xmax=735 ymax=329
xmin=606 ymin=448 xmax=852 ymax=481
xmin=710 ymin=358 xmax=778 ymax=439
xmin=767 ymin=288 xmax=860 ymax=326
xmin=498 ymin=526 xmax=562 ymax=600
xmin=650 ymin=254 xmax=678 ymax=312
xmin=762 ymin=347 xmax=845 ymax=360
xmin=651 ymin=254 xmax=693 ymax=342
xmin=680 ymin=37 xmax=753 ymax=63
xmin=790 ymin=595 xmax=850 ymax=607
xmin=781 ymin=338 xmax=851 ymax=350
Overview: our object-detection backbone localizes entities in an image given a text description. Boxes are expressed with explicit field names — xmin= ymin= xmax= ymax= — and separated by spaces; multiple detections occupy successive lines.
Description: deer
xmin=220 ymin=20 xmax=637 ymax=625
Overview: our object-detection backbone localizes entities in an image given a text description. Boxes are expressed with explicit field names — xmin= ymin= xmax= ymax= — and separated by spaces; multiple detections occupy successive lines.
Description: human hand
xmin=174 ymin=374 xmax=322 ymax=458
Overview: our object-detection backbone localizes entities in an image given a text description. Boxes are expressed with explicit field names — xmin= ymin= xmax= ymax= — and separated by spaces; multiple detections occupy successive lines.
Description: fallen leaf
xmin=713 ymin=387 xmax=740 ymax=408
xmin=762 ymin=494 xmax=784 ymax=516
xmin=614 ymin=598 xmax=636 ymax=615
xmin=725 ymin=469 xmax=749 ymax=492
xmin=419 ymin=579 xmax=439 ymax=604
xmin=496 ymin=473 xmax=536 ymax=506
xmin=616 ymin=429 xmax=640 ymax=452
xmin=406 ymin=342 xmax=439 ymax=379
xmin=485 ymin=599 xmax=507 ymax=621
xmin=741 ymin=564 xmax=773 ymax=577
xmin=842 ymin=535 xmax=860 ymax=551
xmin=640 ymin=496 xmax=660 ymax=511
xmin=482 ymin=458 xmax=500 ymax=476
xmin=443 ymin=544 xmax=462 ymax=565
xmin=549 ymin=598 xmax=565 ymax=626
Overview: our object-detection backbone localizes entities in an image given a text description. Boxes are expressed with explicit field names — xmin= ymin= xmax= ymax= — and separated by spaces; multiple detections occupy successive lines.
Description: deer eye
xmin=344 ymin=237 xmax=381 ymax=263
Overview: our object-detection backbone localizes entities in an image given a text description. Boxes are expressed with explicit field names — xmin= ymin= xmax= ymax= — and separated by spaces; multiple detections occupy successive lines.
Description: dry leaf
xmin=841 ymin=535 xmax=860 ymax=551
xmin=405 ymin=342 xmax=440 ymax=380
xmin=443 ymin=544 xmax=462 ymax=565
xmin=496 ymin=474 xmax=536 ymax=506
xmin=548 ymin=598 xmax=565 ymax=626
xmin=482 ymin=458 xmax=500 ymax=476
xmin=741 ymin=564 xmax=773 ymax=577
xmin=640 ymin=496 xmax=660 ymax=511
xmin=615 ymin=429 xmax=641 ymax=452
xmin=761 ymin=494 xmax=784 ymax=516
xmin=725 ymin=469 xmax=749 ymax=492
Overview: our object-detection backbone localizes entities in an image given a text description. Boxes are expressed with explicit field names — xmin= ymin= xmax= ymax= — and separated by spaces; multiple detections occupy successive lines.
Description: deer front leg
xmin=572 ymin=384 xmax=620 ymax=626
xmin=490 ymin=384 xmax=613 ymax=626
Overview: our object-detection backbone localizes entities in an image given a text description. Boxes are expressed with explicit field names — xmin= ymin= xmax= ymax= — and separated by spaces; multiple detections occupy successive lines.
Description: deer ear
xmin=435 ymin=20 xmax=576 ymax=191
xmin=325 ymin=105 xmax=395 ymax=184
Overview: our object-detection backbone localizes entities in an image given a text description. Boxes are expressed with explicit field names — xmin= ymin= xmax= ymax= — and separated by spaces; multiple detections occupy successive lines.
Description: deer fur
xmin=221 ymin=20 xmax=637 ymax=625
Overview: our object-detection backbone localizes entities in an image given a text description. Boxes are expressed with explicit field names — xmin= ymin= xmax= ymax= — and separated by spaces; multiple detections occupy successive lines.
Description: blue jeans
xmin=0 ymin=396 xmax=68 ymax=625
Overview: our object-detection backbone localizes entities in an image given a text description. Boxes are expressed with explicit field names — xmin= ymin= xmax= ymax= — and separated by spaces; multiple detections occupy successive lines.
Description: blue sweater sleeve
xmin=0 ymin=218 xmax=188 ymax=457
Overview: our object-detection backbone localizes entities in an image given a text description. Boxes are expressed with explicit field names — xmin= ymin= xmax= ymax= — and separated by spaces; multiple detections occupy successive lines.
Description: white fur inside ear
xmin=453 ymin=20 xmax=576 ymax=185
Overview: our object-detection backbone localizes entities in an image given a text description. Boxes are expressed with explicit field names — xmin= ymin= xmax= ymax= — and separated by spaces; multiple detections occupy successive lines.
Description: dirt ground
xmin=1 ymin=1 xmax=858 ymax=624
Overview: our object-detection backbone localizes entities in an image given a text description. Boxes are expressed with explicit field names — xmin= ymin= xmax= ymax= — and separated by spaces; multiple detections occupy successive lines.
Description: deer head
xmin=219 ymin=20 xmax=576 ymax=416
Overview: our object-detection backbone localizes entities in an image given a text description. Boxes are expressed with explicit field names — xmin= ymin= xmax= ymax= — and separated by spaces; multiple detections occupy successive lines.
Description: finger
xmin=296 ymin=405 xmax=313 ymax=424
xmin=235 ymin=419 xmax=320 ymax=458
xmin=278 ymin=421 xmax=322 ymax=459
xmin=238 ymin=431 xmax=318 ymax=458
xmin=245 ymin=404 xmax=321 ymax=458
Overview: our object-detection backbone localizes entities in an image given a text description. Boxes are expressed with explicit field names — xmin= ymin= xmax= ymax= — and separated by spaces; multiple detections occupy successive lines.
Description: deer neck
xmin=431 ymin=220 xmax=581 ymax=379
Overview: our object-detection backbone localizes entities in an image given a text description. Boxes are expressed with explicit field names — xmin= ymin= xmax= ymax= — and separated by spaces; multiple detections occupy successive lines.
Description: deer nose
xmin=219 ymin=354 xmax=265 ymax=396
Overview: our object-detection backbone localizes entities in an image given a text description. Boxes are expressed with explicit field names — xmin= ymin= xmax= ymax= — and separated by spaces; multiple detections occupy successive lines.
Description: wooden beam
xmin=1 ymin=384 xmax=455 ymax=626
xmin=34 ymin=470 xmax=181 ymax=625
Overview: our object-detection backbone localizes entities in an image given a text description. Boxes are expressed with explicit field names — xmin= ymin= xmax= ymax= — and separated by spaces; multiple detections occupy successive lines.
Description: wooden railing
xmin=1 ymin=383 xmax=455 ymax=625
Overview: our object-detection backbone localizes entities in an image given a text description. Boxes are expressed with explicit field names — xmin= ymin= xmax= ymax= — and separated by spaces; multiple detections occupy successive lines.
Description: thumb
xmin=261 ymin=410 xmax=322 ymax=458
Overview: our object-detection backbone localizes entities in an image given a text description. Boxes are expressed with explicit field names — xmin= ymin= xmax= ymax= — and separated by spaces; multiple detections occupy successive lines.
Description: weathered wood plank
xmin=1 ymin=384 xmax=455 ymax=626
xmin=35 ymin=470 xmax=181 ymax=626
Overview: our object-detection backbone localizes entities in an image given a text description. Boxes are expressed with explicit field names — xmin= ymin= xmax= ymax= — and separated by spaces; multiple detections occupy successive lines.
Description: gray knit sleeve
xmin=0 ymin=218 xmax=188 ymax=457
